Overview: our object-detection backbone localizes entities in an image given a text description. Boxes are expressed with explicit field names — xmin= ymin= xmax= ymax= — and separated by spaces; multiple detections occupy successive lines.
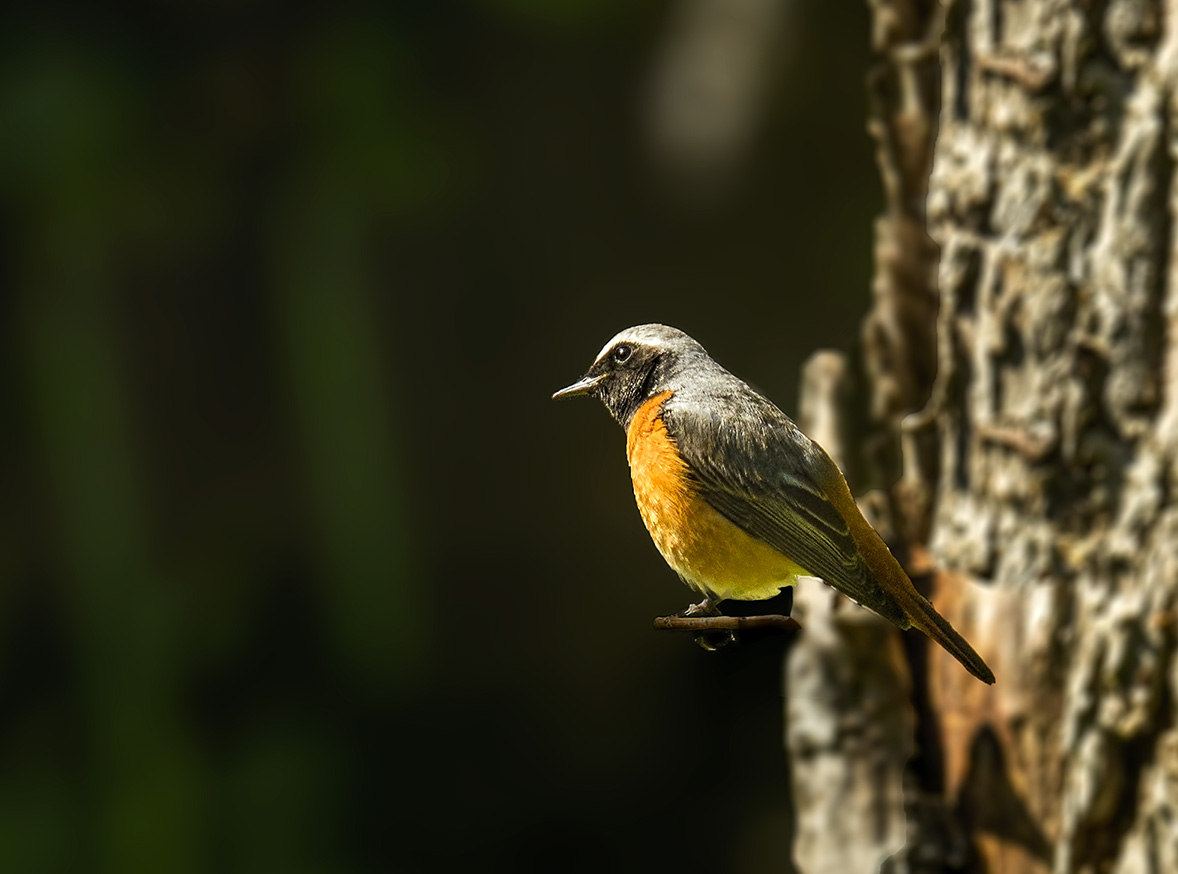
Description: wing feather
xmin=663 ymin=394 xmax=904 ymax=622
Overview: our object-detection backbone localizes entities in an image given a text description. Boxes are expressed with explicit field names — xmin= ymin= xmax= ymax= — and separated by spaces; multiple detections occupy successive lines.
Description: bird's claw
xmin=681 ymin=599 xmax=721 ymax=617
xmin=694 ymin=630 xmax=737 ymax=651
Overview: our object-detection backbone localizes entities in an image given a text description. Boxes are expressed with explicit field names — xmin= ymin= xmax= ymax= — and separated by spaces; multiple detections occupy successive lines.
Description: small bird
xmin=553 ymin=324 xmax=994 ymax=684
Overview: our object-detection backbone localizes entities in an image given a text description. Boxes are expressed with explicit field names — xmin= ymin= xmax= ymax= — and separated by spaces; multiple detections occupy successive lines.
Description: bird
xmin=552 ymin=323 xmax=995 ymax=684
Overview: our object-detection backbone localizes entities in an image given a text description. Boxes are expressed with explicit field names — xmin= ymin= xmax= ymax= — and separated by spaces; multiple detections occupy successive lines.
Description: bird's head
xmin=552 ymin=324 xmax=707 ymax=428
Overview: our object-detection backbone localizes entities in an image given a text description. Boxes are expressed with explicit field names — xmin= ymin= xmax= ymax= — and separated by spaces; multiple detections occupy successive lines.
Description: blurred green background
xmin=1 ymin=1 xmax=877 ymax=871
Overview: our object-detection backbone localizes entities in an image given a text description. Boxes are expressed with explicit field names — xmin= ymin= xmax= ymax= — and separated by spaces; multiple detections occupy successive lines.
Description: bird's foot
xmin=681 ymin=598 xmax=721 ymax=617
xmin=680 ymin=599 xmax=734 ymax=649
xmin=694 ymin=630 xmax=737 ymax=651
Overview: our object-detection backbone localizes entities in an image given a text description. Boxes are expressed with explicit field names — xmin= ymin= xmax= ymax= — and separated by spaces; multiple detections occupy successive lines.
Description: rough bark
xmin=786 ymin=1 xmax=1178 ymax=872
xmin=786 ymin=2 xmax=949 ymax=872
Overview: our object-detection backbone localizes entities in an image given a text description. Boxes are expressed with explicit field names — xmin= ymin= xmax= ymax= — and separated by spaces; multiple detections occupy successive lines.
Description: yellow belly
xmin=626 ymin=392 xmax=810 ymax=601
xmin=637 ymin=485 xmax=811 ymax=601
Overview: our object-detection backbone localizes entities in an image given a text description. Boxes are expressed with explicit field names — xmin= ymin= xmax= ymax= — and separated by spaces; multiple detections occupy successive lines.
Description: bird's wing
xmin=662 ymin=392 xmax=906 ymax=624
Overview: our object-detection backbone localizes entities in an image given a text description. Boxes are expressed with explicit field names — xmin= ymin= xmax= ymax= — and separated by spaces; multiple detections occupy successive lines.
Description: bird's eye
xmin=612 ymin=344 xmax=633 ymax=363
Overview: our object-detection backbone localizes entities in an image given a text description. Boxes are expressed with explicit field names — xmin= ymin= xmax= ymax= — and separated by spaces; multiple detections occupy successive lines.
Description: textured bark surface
xmin=786 ymin=1 xmax=1178 ymax=872
xmin=786 ymin=1 xmax=949 ymax=871
xmin=789 ymin=352 xmax=917 ymax=874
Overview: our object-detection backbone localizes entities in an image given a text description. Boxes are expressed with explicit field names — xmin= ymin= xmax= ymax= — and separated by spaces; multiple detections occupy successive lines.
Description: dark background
xmin=1 ymin=2 xmax=877 ymax=871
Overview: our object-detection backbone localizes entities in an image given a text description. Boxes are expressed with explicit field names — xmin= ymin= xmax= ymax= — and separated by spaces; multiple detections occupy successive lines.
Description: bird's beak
xmin=552 ymin=374 xmax=604 ymax=400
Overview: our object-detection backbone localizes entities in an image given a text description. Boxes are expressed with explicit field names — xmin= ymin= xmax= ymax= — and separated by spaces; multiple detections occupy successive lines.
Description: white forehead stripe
xmin=592 ymin=330 xmax=665 ymax=365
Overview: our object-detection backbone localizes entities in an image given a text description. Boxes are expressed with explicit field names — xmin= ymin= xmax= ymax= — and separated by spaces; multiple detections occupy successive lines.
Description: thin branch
xmin=652 ymin=614 xmax=802 ymax=633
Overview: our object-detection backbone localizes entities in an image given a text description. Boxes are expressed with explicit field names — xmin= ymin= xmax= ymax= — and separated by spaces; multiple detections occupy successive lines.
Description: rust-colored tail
xmin=826 ymin=467 xmax=995 ymax=684
xmin=893 ymin=586 xmax=995 ymax=684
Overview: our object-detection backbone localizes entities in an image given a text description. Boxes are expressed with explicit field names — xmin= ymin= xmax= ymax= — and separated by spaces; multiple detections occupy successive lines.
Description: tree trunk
xmin=786 ymin=1 xmax=1178 ymax=872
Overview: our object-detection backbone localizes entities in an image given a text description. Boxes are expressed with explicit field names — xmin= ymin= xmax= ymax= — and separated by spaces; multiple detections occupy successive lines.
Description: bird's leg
xmin=681 ymin=597 xmax=721 ymax=617
xmin=677 ymin=597 xmax=736 ymax=649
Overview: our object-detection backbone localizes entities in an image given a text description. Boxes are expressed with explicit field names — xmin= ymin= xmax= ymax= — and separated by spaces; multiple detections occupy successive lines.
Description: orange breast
xmin=625 ymin=392 xmax=810 ymax=601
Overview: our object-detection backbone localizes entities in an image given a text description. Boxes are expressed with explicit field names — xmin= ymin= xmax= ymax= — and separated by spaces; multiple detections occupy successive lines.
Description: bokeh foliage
xmin=1 ymin=1 xmax=877 ymax=871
